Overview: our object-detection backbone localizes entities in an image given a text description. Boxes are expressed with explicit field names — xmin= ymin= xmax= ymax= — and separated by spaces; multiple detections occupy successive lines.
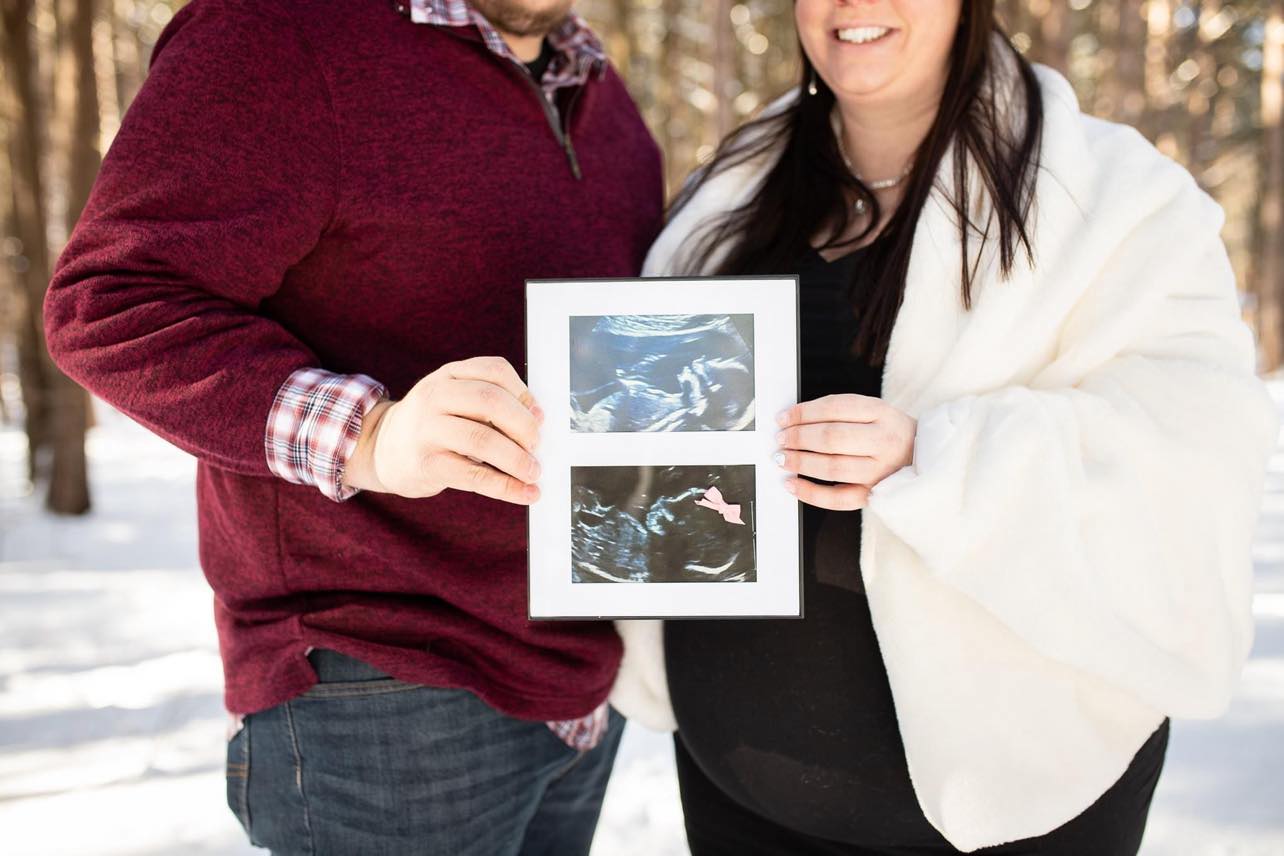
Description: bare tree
xmin=45 ymin=0 xmax=96 ymax=512
xmin=0 ymin=68 xmax=15 ymax=429
xmin=1097 ymin=0 xmax=1147 ymax=125
xmin=3 ymin=0 xmax=54 ymax=486
xmin=1 ymin=0 xmax=92 ymax=512
xmin=712 ymin=0 xmax=735 ymax=139
xmin=1259 ymin=1 xmax=1284 ymax=370
xmin=1037 ymin=0 xmax=1071 ymax=74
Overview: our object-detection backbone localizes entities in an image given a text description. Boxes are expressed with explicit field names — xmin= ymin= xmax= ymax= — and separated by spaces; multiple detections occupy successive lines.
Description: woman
xmin=609 ymin=1 xmax=1279 ymax=854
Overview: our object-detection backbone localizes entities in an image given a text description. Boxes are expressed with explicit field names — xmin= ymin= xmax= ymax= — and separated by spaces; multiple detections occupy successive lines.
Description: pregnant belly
xmin=662 ymin=507 xmax=950 ymax=848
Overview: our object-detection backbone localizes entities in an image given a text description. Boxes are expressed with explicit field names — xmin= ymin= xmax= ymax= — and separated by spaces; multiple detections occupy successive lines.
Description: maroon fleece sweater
xmin=43 ymin=0 xmax=664 ymax=718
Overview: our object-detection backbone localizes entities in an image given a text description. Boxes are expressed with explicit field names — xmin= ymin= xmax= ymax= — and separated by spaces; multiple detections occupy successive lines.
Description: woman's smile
xmin=834 ymin=25 xmax=899 ymax=48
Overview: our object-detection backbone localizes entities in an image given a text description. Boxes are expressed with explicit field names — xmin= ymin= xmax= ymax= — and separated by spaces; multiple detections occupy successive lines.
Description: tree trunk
xmin=1037 ymin=0 xmax=1070 ymax=74
xmin=3 ymin=0 xmax=54 ymax=486
xmin=45 ymin=0 xmax=97 ymax=514
xmin=111 ymin=0 xmax=144 ymax=112
xmin=1100 ymin=0 xmax=1146 ymax=125
xmin=0 ymin=112 xmax=15 ymax=429
xmin=658 ymin=0 xmax=681 ymax=193
xmin=1258 ymin=1 xmax=1284 ymax=372
xmin=1183 ymin=0 xmax=1214 ymax=176
xmin=711 ymin=0 xmax=734 ymax=139
xmin=2 ymin=0 xmax=93 ymax=513
xmin=1143 ymin=0 xmax=1173 ymax=141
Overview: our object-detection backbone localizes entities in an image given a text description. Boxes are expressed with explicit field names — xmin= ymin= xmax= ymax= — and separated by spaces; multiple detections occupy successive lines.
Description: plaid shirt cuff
xmin=265 ymin=368 xmax=389 ymax=502
xmin=547 ymin=701 xmax=611 ymax=751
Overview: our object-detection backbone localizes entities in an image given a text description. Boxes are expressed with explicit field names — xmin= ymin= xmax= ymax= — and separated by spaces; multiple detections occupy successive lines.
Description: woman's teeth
xmin=836 ymin=26 xmax=892 ymax=45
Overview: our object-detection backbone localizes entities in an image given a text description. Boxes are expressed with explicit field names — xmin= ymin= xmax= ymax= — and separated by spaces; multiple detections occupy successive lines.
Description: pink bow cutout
xmin=694 ymin=485 xmax=745 ymax=525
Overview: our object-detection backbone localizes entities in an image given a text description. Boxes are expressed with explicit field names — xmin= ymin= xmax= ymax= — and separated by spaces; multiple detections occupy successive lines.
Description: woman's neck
xmin=811 ymin=87 xmax=944 ymax=256
xmin=832 ymin=88 xmax=942 ymax=183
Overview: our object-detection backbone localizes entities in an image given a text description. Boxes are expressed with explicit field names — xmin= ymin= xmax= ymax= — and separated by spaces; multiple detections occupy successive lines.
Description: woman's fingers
xmin=774 ymin=446 xmax=876 ymax=511
xmin=776 ymin=420 xmax=884 ymax=457
xmin=784 ymin=476 xmax=870 ymax=511
xmin=778 ymin=394 xmax=880 ymax=428
xmin=775 ymin=449 xmax=877 ymax=485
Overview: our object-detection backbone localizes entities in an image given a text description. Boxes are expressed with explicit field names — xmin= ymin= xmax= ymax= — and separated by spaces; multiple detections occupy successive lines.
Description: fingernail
xmin=532 ymin=403 xmax=545 ymax=419
xmin=530 ymin=459 xmax=542 ymax=480
xmin=772 ymin=451 xmax=785 ymax=467
xmin=775 ymin=431 xmax=786 ymax=444
xmin=776 ymin=409 xmax=790 ymax=427
xmin=783 ymin=478 xmax=797 ymax=494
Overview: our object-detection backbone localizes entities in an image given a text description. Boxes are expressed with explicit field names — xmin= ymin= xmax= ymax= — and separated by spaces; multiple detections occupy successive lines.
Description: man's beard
xmin=469 ymin=0 xmax=574 ymax=37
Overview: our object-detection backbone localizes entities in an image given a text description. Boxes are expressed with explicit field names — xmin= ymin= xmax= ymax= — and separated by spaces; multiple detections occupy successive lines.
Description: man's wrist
xmin=341 ymin=397 xmax=395 ymax=494
xmin=265 ymin=368 xmax=389 ymax=501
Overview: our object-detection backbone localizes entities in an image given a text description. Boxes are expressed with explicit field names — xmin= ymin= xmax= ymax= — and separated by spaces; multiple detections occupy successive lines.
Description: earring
xmin=807 ymin=71 xmax=818 ymax=96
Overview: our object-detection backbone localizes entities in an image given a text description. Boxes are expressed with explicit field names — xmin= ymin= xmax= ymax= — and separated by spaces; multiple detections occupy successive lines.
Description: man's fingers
xmin=429 ymin=449 xmax=539 ymax=505
xmin=445 ymin=356 xmax=537 ymax=411
xmin=441 ymin=379 xmax=541 ymax=451
xmin=438 ymin=415 xmax=541 ymax=484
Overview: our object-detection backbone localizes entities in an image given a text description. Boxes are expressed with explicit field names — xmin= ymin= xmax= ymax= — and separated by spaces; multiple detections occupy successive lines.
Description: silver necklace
xmin=830 ymin=110 xmax=912 ymax=216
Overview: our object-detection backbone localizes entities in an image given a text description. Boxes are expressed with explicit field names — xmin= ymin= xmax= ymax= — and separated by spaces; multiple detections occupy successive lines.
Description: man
xmin=43 ymin=0 xmax=664 ymax=852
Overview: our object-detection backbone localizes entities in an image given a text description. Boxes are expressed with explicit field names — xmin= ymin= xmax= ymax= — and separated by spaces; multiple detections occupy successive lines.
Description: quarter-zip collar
xmin=400 ymin=0 xmax=607 ymax=99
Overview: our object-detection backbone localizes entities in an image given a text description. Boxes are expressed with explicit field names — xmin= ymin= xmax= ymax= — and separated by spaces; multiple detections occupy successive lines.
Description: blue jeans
xmin=225 ymin=648 xmax=626 ymax=855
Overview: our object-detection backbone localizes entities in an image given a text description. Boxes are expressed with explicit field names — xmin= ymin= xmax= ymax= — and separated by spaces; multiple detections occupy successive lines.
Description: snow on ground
xmin=1 ymin=393 xmax=1282 ymax=856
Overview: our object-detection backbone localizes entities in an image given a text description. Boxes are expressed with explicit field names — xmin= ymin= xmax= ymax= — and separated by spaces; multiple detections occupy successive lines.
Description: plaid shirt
xmin=262 ymin=3 xmax=613 ymax=754
xmin=401 ymin=0 xmax=606 ymax=99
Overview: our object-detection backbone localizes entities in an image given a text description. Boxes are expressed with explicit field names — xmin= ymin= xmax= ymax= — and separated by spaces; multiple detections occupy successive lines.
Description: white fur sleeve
xmin=609 ymin=618 xmax=676 ymax=731
xmin=866 ymin=177 xmax=1279 ymax=719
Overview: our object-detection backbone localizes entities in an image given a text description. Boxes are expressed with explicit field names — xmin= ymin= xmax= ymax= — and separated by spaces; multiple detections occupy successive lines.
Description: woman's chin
xmin=826 ymin=75 xmax=901 ymax=105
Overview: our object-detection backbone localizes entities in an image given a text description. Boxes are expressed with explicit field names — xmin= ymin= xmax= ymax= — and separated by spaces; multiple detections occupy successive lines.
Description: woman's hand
xmin=773 ymin=394 xmax=917 ymax=510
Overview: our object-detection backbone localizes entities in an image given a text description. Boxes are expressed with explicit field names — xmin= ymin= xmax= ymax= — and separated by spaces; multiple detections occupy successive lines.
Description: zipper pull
xmin=565 ymin=138 xmax=583 ymax=181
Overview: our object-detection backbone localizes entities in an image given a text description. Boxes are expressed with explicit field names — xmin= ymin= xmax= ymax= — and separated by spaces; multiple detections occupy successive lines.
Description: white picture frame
xmin=525 ymin=275 xmax=802 ymax=620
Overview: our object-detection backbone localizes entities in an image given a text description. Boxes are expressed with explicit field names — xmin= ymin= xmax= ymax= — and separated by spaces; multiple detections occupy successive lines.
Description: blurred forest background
xmin=2 ymin=0 xmax=1283 ymax=515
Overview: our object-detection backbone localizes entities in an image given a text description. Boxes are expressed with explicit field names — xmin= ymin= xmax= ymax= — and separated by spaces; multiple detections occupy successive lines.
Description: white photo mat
xmin=526 ymin=276 xmax=802 ymax=619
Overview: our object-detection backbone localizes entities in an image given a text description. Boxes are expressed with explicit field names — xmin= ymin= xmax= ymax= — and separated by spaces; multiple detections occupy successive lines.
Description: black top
xmin=664 ymin=237 xmax=953 ymax=848
xmin=664 ymin=240 xmax=1171 ymax=849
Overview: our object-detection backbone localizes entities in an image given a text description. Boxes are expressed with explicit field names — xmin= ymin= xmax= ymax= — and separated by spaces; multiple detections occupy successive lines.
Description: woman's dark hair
xmin=669 ymin=2 xmax=1043 ymax=365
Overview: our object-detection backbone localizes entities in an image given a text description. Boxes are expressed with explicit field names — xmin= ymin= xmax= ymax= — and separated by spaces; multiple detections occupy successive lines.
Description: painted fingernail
xmin=772 ymin=451 xmax=786 ymax=467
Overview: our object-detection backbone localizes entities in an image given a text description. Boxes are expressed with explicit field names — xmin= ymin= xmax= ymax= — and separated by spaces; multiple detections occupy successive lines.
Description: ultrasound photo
xmin=569 ymin=314 xmax=755 ymax=433
xmin=571 ymin=464 xmax=757 ymax=584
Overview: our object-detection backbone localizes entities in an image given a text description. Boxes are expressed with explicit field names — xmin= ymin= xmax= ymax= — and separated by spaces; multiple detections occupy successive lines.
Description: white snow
xmin=2 ymin=390 xmax=1282 ymax=856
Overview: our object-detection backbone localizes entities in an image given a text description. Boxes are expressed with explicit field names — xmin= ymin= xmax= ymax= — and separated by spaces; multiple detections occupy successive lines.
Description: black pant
xmin=675 ymin=718 xmax=1170 ymax=856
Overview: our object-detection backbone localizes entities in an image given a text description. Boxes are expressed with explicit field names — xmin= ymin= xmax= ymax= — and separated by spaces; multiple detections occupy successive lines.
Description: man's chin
xmin=469 ymin=0 xmax=574 ymax=38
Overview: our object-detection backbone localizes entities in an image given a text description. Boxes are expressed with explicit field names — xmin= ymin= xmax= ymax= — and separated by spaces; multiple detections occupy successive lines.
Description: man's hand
xmin=342 ymin=357 xmax=544 ymax=504
xmin=773 ymin=394 xmax=916 ymax=511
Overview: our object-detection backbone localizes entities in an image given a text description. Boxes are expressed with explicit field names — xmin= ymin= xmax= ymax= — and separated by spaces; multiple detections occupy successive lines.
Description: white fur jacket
xmin=606 ymin=58 xmax=1280 ymax=852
